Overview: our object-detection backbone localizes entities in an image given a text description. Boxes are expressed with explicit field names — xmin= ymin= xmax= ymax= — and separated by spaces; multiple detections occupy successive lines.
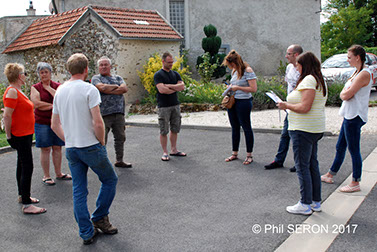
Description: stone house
xmin=2 ymin=5 xmax=182 ymax=103
xmin=52 ymin=0 xmax=322 ymax=76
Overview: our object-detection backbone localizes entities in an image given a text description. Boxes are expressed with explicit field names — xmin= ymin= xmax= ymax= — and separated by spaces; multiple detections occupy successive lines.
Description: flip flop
xmin=42 ymin=178 xmax=56 ymax=186
xmin=339 ymin=184 xmax=360 ymax=193
xmin=170 ymin=151 xmax=187 ymax=157
xmin=161 ymin=154 xmax=170 ymax=161
xmin=56 ymin=174 xmax=72 ymax=180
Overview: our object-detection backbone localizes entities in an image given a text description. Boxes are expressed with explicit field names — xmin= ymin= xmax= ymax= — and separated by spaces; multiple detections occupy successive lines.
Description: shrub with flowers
xmin=178 ymin=75 xmax=225 ymax=104
xmin=138 ymin=53 xmax=190 ymax=99
xmin=138 ymin=53 xmax=226 ymax=105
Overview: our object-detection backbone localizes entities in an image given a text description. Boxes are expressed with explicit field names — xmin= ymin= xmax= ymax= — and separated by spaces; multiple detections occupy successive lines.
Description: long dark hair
xmin=296 ymin=52 xmax=326 ymax=97
xmin=348 ymin=44 xmax=366 ymax=74
xmin=222 ymin=50 xmax=249 ymax=79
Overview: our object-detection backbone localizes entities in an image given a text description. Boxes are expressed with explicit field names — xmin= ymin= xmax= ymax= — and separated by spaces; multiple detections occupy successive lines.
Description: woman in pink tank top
xmin=30 ymin=62 xmax=72 ymax=186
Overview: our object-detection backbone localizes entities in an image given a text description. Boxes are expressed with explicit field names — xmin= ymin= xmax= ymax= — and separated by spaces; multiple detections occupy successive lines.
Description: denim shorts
xmin=158 ymin=105 xmax=181 ymax=135
xmin=35 ymin=123 xmax=65 ymax=148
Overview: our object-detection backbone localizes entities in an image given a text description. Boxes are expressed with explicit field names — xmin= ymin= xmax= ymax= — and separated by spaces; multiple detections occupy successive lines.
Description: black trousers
xmin=9 ymin=134 xmax=34 ymax=204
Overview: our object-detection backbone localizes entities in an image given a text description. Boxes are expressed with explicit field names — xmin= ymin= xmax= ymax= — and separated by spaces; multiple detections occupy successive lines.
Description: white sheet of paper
xmin=265 ymin=91 xmax=283 ymax=103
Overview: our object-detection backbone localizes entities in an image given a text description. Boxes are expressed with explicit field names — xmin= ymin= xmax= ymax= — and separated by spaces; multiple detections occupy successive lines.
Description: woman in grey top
xmin=223 ymin=50 xmax=257 ymax=165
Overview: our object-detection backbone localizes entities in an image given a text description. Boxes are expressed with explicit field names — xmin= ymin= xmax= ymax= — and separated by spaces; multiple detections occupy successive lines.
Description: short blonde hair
xmin=66 ymin=53 xmax=88 ymax=75
xmin=4 ymin=63 xmax=24 ymax=83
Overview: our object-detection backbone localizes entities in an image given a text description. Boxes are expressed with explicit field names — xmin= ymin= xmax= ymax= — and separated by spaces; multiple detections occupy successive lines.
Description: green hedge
xmin=323 ymin=46 xmax=377 ymax=61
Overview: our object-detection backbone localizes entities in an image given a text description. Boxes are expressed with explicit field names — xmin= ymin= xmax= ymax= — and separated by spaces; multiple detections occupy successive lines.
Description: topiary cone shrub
xmin=196 ymin=24 xmax=226 ymax=79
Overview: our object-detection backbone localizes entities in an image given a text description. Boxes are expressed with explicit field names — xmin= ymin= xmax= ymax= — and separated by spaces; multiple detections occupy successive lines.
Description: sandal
xmin=18 ymin=196 xmax=40 ymax=204
xmin=225 ymin=154 xmax=238 ymax=162
xmin=56 ymin=173 xmax=72 ymax=180
xmin=170 ymin=151 xmax=187 ymax=157
xmin=161 ymin=154 xmax=170 ymax=161
xmin=339 ymin=184 xmax=360 ymax=193
xmin=42 ymin=178 xmax=56 ymax=186
xmin=243 ymin=156 xmax=253 ymax=165
xmin=22 ymin=205 xmax=47 ymax=215
xmin=321 ymin=174 xmax=334 ymax=184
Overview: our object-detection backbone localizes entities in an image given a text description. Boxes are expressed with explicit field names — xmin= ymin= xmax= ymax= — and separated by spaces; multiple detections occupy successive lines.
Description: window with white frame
xmin=169 ymin=0 xmax=185 ymax=44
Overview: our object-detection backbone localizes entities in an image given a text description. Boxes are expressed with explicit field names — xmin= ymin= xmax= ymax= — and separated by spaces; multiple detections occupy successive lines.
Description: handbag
xmin=221 ymin=93 xmax=235 ymax=109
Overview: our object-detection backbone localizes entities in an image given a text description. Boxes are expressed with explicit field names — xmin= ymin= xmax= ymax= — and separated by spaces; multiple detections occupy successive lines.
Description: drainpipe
xmin=52 ymin=0 xmax=58 ymax=14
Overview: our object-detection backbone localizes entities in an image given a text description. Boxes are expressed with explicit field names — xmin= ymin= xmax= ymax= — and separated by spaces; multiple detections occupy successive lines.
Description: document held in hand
xmin=265 ymin=91 xmax=283 ymax=103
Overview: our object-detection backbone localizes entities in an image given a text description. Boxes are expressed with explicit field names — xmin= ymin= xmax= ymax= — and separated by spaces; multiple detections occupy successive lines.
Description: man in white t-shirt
xmin=51 ymin=53 xmax=118 ymax=245
xmin=265 ymin=44 xmax=302 ymax=172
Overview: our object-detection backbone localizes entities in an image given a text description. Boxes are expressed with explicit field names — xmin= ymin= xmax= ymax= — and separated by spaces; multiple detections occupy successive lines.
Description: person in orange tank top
xmin=3 ymin=63 xmax=46 ymax=214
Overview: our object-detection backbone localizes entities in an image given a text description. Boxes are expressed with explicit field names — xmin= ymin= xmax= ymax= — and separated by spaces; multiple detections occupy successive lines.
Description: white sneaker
xmin=310 ymin=201 xmax=322 ymax=212
xmin=286 ymin=201 xmax=313 ymax=215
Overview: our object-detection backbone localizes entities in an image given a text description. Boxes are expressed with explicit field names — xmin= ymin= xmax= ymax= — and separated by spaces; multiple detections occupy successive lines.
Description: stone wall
xmin=5 ymin=16 xmax=118 ymax=97
xmin=1 ymin=14 xmax=180 ymax=104
xmin=117 ymin=39 xmax=180 ymax=104
xmin=0 ymin=16 xmax=48 ymax=84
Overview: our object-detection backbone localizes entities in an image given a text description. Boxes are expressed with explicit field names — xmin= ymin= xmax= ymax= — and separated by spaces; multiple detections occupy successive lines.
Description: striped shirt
xmin=287 ymin=75 xmax=327 ymax=133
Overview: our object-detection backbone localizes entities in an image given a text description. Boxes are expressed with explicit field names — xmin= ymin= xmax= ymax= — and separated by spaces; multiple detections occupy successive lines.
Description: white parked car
xmin=321 ymin=53 xmax=377 ymax=89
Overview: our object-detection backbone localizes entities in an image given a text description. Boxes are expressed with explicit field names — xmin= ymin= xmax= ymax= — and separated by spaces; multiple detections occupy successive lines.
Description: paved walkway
xmin=0 ymin=109 xmax=376 ymax=251
xmin=126 ymin=107 xmax=377 ymax=135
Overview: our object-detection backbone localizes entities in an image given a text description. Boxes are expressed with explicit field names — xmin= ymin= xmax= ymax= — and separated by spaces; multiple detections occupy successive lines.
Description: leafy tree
xmin=321 ymin=4 xmax=373 ymax=59
xmin=196 ymin=24 xmax=226 ymax=80
xmin=326 ymin=0 xmax=377 ymax=45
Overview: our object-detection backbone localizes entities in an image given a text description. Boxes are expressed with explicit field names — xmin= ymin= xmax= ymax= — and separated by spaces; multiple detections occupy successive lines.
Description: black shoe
xmin=83 ymin=228 xmax=98 ymax=245
xmin=114 ymin=161 xmax=132 ymax=168
xmin=264 ymin=161 xmax=283 ymax=170
xmin=289 ymin=167 xmax=296 ymax=172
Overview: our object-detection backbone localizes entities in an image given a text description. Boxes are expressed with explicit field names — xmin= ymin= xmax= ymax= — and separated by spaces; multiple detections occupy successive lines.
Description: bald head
xmin=289 ymin=44 xmax=303 ymax=55
xmin=286 ymin=44 xmax=303 ymax=65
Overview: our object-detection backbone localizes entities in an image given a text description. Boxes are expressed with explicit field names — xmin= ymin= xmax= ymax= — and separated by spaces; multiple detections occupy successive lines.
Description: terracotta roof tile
xmin=3 ymin=5 xmax=182 ymax=54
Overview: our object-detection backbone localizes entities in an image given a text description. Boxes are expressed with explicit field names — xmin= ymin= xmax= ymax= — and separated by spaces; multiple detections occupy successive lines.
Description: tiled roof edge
xmin=34 ymin=6 xmax=88 ymax=23
xmin=119 ymin=37 xmax=182 ymax=41
xmin=2 ymin=21 xmax=34 ymax=54
xmin=58 ymin=8 xmax=91 ymax=45
xmin=155 ymin=10 xmax=184 ymax=39
xmin=87 ymin=5 xmax=122 ymax=38
xmin=90 ymin=5 xmax=157 ymax=14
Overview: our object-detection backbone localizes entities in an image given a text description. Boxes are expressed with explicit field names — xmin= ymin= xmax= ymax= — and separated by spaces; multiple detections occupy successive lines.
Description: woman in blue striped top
xmin=222 ymin=50 xmax=257 ymax=165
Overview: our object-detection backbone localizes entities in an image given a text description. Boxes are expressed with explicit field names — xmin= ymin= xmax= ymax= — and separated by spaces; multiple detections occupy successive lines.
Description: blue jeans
xmin=227 ymin=98 xmax=254 ymax=153
xmin=329 ymin=116 xmax=365 ymax=182
xmin=65 ymin=143 xmax=118 ymax=240
xmin=289 ymin=130 xmax=323 ymax=205
xmin=275 ymin=114 xmax=290 ymax=165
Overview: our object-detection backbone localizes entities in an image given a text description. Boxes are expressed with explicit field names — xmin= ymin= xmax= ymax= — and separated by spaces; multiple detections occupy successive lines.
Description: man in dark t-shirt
xmin=153 ymin=52 xmax=186 ymax=161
